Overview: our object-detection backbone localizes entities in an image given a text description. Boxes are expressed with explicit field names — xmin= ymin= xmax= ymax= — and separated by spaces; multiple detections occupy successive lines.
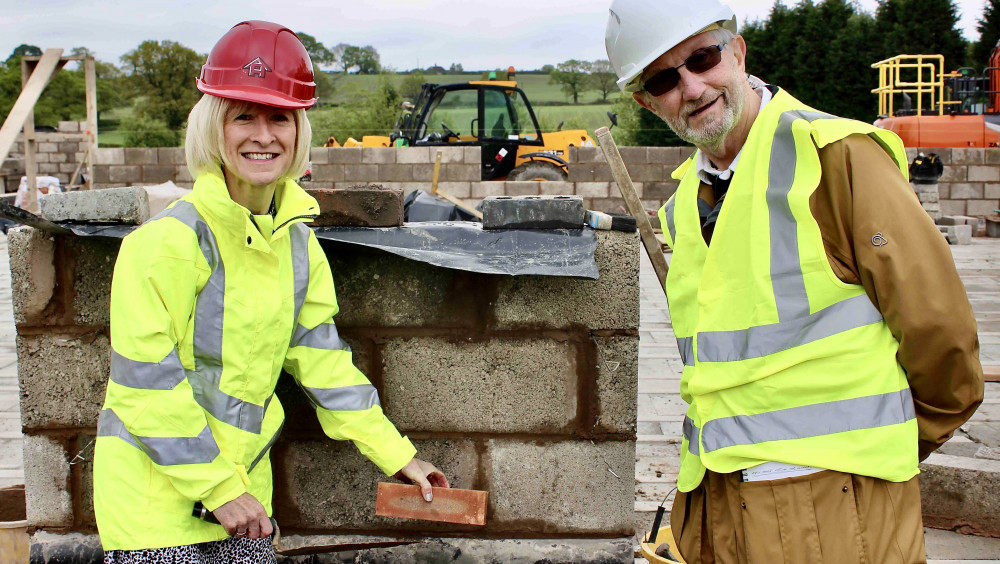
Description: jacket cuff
xmin=373 ymin=436 xmax=418 ymax=477
xmin=202 ymin=471 xmax=249 ymax=512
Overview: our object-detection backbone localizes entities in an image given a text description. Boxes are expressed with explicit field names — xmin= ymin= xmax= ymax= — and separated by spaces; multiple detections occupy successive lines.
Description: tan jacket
xmin=696 ymin=134 xmax=983 ymax=460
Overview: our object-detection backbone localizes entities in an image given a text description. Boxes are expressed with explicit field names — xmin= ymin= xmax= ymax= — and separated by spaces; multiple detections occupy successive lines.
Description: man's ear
xmin=632 ymin=91 xmax=653 ymax=112
xmin=731 ymin=35 xmax=748 ymax=73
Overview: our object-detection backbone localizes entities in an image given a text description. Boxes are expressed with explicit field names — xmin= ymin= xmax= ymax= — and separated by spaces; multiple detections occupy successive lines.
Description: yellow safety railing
xmin=871 ymin=54 xmax=961 ymax=117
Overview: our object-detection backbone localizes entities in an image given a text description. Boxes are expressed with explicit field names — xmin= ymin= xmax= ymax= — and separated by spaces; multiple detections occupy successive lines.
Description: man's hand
xmin=394 ymin=458 xmax=450 ymax=501
xmin=212 ymin=492 xmax=273 ymax=539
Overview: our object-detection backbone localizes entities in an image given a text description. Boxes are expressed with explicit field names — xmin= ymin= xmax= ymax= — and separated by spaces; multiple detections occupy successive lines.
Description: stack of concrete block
xmin=10 ymin=188 xmax=639 ymax=561
xmin=912 ymin=180 xmax=941 ymax=221
xmin=905 ymin=148 xmax=1000 ymax=217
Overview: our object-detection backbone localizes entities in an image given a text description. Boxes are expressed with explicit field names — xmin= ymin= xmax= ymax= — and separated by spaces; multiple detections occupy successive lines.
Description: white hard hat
xmin=605 ymin=0 xmax=738 ymax=92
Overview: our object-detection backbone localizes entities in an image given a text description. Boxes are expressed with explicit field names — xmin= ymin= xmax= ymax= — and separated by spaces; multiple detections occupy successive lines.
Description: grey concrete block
xmin=124 ymin=147 xmax=157 ymax=165
xmin=503 ymin=181 xmax=541 ymax=196
xmin=156 ymin=147 xmax=186 ymax=165
xmin=17 ymin=332 xmax=110 ymax=429
xmin=486 ymin=439 xmax=634 ymax=534
xmin=493 ymin=231 xmax=640 ymax=330
xmin=440 ymin=164 xmax=479 ymax=182
xmin=921 ymin=453 xmax=1000 ymax=537
xmin=952 ymin=148 xmax=985 ymax=165
xmin=66 ymin=236 xmax=119 ymax=327
xmin=57 ymin=121 xmax=79 ymax=133
xmin=394 ymin=147 xmax=431 ymax=164
xmin=376 ymin=164 xmax=415 ymax=183
xmin=7 ymin=228 xmax=56 ymax=326
xmin=324 ymin=248 xmax=469 ymax=328
xmin=593 ymin=335 xmax=638 ymax=434
xmin=108 ymin=165 xmax=141 ymax=184
xmin=28 ymin=531 xmax=103 ymax=563
xmin=940 ymin=224 xmax=973 ymax=245
xmin=23 ymin=435 xmax=72 ymax=526
xmin=93 ymin=148 xmax=124 ymax=166
xmin=141 ymin=165 xmax=176 ymax=184
xmin=275 ymin=439 xmax=478 ymax=531
xmin=380 ymin=337 xmax=578 ymax=434
xmin=352 ymin=537 xmax=633 ymax=563
xmin=362 ymin=147 xmax=397 ymax=164
xmin=966 ymin=199 xmax=1000 ymax=216
xmin=40 ymin=186 xmax=149 ymax=224
xmin=329 ymin=148 xmax=363 ymax=164
xmin=343 ymin=164 xmax=378 ymax=182
xmin=482 ymin=195 xmax=584 ymax=229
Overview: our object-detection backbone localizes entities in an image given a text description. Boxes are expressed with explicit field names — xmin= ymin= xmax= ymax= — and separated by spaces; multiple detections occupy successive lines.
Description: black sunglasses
xmin=642 ymin=44 xmax=727 ymax=97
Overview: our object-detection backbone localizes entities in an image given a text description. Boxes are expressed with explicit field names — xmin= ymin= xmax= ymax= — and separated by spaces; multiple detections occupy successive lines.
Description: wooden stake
xmin=84 ymin=56 xmax=98 ymax=190
xmin=0 ymin=49 xmax=62 ymax=182
xmin=595 ymin=126 xmax=669 ymax=294
xmin=431 ymin=149 xmax=483 ymax=220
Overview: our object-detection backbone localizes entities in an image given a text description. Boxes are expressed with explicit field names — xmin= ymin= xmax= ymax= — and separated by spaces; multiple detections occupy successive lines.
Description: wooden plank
xmin=375 ymin=482 xmax=487 ymax=526
xmin=0 ymin=49 xmax=63 ymax=195
xmin=84 ymin=57 xmax=98 ymax=190
xmin=21 ymin=58 xmax=38 ymax=214
xmin=983 ymin=365 xmax=1000 ymax=383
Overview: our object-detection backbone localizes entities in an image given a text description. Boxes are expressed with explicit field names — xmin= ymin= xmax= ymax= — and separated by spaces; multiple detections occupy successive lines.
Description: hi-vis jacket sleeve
xmin=812 ymin=135 xmax=984 ymax=461
xmin=283 ymin=233 xmax=416 ymax=476
xmin=106 ymin=221 xmax=247 ymax=511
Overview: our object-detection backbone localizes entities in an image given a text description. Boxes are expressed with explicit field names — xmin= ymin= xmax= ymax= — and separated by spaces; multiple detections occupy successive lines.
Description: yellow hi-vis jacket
xmin=94 ymin=170 xmax=416 ymax=550
xmin=657 ymin=89 xmax=919 ymax=493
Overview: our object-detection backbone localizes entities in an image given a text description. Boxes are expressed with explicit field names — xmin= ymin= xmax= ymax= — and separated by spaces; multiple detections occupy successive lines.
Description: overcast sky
xmin=1 ymin=0 xmax=988 ymax=72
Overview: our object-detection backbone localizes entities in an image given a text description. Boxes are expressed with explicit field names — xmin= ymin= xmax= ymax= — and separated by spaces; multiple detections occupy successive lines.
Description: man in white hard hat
xmin=606 ymin=1 xmax=983 ymax=562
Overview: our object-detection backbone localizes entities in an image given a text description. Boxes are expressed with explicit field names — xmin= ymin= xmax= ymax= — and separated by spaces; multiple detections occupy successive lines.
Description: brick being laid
xmin=375 ymin=482 xmax=487 ymax=526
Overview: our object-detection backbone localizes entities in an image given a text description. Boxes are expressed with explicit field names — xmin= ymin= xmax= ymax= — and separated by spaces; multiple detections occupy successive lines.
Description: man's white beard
xmin=664 ymin=74 xmax=748 ymax=153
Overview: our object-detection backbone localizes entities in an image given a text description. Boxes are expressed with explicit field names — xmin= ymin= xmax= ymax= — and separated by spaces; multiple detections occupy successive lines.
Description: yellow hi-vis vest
xmin=94 ymin=171 xmax=415 ymax=550
xmin=657 ymin=89 xmax=919 ymax=492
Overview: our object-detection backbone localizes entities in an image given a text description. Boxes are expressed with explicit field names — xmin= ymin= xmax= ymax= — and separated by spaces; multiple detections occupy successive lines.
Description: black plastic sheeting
xmin=48 ymin=222 xmax=599 ymax=279
xmin=403 ymin=190 xmax=480 ymax=222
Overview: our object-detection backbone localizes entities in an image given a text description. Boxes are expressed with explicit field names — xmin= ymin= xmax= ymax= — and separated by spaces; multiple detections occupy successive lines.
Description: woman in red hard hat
xmin=93 ymin=21 xmax=448 ymax=562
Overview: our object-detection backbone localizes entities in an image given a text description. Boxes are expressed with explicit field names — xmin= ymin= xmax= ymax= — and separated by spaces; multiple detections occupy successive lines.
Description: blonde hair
xmin=185 ymin=94 xmax=312 ymax=182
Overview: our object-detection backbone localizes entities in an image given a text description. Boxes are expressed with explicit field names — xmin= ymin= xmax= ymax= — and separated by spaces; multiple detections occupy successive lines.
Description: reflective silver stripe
xmin=152 ymin=201 xmax=266 ymax=434
xmin=303 ymin=384 xmax=381 ymax=412
xmin=291 ymin=322 xmax=350 ymax=351
xmin=248 ymin=420 xmax=284 ymax=473
xmin=767 ymin=109 xmax=834 ymax=321
xmin=701 ymin=388 xmax=915 ymax=453
xmin=110 ymin=348 xmax=186 ymax=390
xmin=97 ymin=408 xmax=220 ymax=466
xmin=697 ymin=294 xmax=882 ymax=362
xmin=664 ymin=196 xmax=677 ymax=244
xmin=290 ymin=223 xmax=311 ymax=324
xmin=683 ymin=416 xmax=700 ymax=455
xmin=677 ymin=337 xmax=694 ymax=367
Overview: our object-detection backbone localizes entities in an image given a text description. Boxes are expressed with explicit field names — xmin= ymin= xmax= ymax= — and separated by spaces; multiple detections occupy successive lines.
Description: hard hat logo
xmin=242 ymin=57 xmax=272 ymax=79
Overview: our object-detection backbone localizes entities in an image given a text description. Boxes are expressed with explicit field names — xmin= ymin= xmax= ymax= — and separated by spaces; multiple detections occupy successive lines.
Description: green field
xmin=323 ymin=72 xmax=618 ymax=106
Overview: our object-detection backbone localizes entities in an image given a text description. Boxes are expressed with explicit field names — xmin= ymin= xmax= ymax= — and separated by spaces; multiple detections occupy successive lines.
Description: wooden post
xmin=595 ymin=126 xmax=669 ymax=293
xmin=84 ymin=56 xmax=98 ymax=190
xmin=20 ymin=57 xmax=39 ymax=214
xmin=431 ymin=149 xmax=483 ymax=220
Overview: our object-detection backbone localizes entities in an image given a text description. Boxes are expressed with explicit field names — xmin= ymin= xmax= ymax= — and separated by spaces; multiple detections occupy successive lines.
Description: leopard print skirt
xmin=103 ymin=536 xmax=275 ymax=564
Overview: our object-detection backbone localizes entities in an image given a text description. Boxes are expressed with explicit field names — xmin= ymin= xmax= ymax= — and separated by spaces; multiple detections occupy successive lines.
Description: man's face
xmin=633 ymin=32 xmax=749 ymax=149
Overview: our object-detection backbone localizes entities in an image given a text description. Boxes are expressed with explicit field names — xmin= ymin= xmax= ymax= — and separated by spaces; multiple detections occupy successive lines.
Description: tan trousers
xmin=670 ymin=470 xmax=926 ymax=564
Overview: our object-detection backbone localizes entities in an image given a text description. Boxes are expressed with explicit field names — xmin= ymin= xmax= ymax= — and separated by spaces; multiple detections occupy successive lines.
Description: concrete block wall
xmin=5 ymin=122 xmax=92 ymax=191
xmin=87 ymin=146 xmax=1000 ymax=218
xmin=906 ymin=148 xmax=1000 ymax=217
xmin=10 ymin=226 xmax=638 ymax=558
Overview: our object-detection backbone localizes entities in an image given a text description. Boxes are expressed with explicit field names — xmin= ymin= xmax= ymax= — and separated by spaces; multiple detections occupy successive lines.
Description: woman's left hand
xmin=394 ymin=458 xmax=450 ymax=502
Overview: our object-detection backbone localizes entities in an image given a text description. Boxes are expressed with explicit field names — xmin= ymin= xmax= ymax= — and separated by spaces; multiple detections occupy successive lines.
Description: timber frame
xmin=0 ymin=49 xmax=98 ymax=212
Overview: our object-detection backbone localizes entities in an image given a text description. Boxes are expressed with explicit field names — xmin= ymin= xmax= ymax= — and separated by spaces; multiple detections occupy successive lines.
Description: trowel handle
xmin=648 ymin=505 xmax=666 ymax=544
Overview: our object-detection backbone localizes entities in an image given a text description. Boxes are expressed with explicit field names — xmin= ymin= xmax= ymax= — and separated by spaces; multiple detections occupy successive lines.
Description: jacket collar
xmin=192 ymin=168 xmax=320 ymax=238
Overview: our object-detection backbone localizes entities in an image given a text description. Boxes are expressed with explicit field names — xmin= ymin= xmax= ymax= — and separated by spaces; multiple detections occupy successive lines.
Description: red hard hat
xmin=197 ymin=20 xmax=318 ymax=109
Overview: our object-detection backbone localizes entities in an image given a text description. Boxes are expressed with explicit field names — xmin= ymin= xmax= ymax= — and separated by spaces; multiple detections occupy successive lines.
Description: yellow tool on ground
xmin=640 ymin=525 xmax=684 ymax=564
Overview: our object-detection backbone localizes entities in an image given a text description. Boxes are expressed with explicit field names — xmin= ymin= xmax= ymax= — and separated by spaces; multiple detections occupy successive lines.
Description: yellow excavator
xmin=326 ymin=71 xmax=598 ymax=181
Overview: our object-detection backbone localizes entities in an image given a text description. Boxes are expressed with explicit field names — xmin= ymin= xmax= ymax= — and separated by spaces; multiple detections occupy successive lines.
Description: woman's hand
xmin=394 ymin=458 xmax=450 ymax=502
xmin=212 ymin=492 xmax=273 ymax=539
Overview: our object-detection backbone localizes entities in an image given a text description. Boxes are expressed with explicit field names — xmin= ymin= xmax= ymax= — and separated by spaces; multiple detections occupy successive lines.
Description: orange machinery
xmin=872 ymin=46 xmax=1000 ymax=148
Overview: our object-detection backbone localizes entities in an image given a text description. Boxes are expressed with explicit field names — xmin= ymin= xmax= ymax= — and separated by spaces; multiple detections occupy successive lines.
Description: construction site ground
xmin=0 ymin=232 xmax=998 ymax=561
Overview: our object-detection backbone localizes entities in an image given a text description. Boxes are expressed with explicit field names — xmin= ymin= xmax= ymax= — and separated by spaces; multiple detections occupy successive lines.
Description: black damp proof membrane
xmin=13 ymin=217 xmax=599 ymax=279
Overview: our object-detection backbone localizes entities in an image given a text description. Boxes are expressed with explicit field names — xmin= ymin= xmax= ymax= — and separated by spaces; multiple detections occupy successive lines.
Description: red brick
xmin=306 ymin=185 xmax=403 ymax=227
xmin=375 ymin=482 xmax=487 ymax=526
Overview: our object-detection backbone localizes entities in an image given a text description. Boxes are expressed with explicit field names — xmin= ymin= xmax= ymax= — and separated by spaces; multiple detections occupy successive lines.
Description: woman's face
xmin=223 ymin=103 xmax=297 ymax=188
